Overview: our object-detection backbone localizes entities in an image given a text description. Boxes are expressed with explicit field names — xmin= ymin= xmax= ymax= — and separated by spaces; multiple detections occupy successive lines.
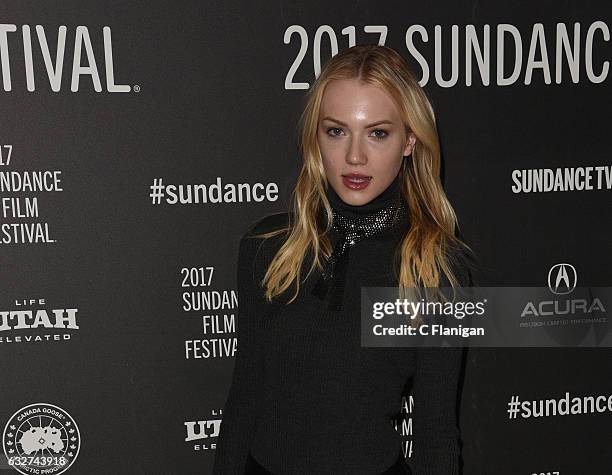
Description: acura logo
xmin=547 ymin=263 xmax=577 ymax=295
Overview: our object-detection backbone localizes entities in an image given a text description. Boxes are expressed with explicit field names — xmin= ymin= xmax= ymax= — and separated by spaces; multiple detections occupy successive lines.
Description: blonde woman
xmin=213 ymin=44 xmax=477 ymax=475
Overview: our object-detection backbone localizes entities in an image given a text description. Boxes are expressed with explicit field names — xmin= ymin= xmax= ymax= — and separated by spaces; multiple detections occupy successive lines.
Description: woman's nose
xmin=345 ymin=139 xmax=367 ymax=165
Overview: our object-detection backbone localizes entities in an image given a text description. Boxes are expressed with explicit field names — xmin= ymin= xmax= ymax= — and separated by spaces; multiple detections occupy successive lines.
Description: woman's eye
xmin=327 ymin=127 xmax=343 ymax=137
xmin=372 ymin=129 xmax=388 ymax=140
xmin=325 ymin=128 xmax=388 ymax=139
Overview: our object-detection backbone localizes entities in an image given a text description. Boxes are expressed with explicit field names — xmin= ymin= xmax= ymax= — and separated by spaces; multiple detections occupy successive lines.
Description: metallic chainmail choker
xmin=310 ymin=185 xmax=408 ymax=311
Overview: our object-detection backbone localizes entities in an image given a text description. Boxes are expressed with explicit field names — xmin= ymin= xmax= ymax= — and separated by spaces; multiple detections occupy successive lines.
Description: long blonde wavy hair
xmin=250 ymin=44 xmax=474 ymax=310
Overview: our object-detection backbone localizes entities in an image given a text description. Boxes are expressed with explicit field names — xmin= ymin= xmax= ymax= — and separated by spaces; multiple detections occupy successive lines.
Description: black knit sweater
xmin=213 ymin=176 xmax=470 ymax=474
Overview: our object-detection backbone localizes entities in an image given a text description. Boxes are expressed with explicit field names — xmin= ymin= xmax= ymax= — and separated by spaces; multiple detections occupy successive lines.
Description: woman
xmin=213 ymin=44 xmax=477 ymax=474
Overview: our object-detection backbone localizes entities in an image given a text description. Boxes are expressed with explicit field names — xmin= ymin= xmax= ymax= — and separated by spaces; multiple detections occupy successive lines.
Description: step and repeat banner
xmin=1 ymin=1 xmax=611 ymax=474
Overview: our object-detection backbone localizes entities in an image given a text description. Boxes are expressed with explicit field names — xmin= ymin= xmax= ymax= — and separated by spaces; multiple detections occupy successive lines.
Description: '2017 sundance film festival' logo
xmin=2 ymin=403 xmax=81 ymax=474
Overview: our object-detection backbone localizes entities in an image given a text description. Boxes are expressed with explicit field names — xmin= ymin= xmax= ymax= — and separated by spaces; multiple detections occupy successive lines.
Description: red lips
xmin=341 ymin=173 xmax=372 ymax=190
xmin=342 ymin=173 xmax=371 ymax=180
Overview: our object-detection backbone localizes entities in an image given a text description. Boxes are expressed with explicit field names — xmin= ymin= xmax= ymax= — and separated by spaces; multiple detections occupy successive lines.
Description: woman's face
xmin=317 ymin=78 xmax=416 ymax=206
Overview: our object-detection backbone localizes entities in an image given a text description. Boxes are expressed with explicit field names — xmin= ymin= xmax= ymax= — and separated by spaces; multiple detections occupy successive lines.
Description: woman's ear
xmin=403 ymin=132 xmax=417 ymax=156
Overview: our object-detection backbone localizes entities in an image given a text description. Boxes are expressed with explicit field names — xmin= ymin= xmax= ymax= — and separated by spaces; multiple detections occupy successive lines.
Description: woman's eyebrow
xmin=320 ymin=116 xmax=394 ymax=127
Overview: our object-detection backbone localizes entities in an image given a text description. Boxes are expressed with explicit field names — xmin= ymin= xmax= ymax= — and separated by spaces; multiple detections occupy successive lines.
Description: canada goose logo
xmin=2 ymin=403 xmax=81 ymax=474
xmin=547 ymin=263 xmax=577 ymax=295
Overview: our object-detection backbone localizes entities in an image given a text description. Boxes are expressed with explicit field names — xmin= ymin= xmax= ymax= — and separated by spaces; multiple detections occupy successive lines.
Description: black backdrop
xmin=1 ymin=1 xmax=611 ymax=474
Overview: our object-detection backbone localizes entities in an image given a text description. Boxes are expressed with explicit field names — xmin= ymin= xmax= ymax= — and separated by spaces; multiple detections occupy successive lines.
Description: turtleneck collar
xmin=312 ymin=171 xmax=408 ymax=310
xmin=325 ymin=171 xmax=402 ymax=219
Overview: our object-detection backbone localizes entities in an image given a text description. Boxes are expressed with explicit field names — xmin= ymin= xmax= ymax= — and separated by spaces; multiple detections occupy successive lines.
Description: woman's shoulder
xmin=238 ymin=212 xmax=293 ymax=268
xmin=242 ymin=211 xmax=292 ymax=238
xmin=443 ymin=240 xmax=480 ymax=287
